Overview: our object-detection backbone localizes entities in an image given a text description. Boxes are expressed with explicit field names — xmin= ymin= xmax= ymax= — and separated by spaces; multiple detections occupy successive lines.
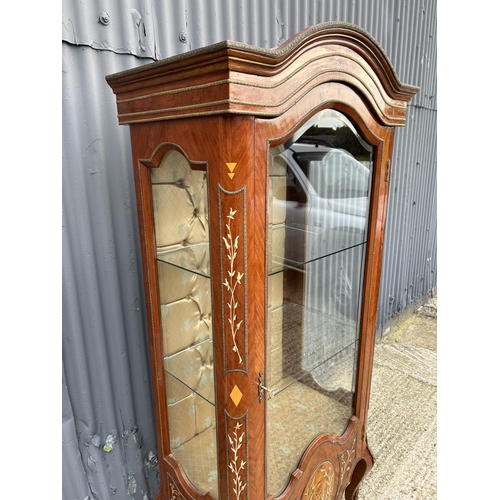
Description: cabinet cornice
xmin=106 ymin=22 xmax=418 ymax=126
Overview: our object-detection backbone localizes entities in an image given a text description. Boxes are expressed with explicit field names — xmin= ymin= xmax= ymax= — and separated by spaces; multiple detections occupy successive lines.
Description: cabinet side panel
xmin=130 ymin=119 xmax=223 ymax=500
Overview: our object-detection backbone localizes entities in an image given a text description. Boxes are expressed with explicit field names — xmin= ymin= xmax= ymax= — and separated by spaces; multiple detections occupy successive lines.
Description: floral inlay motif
xmin=169 ymin=482 xmax=186 ymax=500
xmin=228 ymin=422 xmax=247 ymax=500
xmin=302 ymin=461 xmax=334 ymax=500
xmin=339 ymin=439 xmax=356 ymax=485
xmin=222 ymin=207 xmax=244 ymax=364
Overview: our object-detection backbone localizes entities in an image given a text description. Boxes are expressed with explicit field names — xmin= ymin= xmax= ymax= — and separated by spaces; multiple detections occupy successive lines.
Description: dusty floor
xmin=356 ymin=296 xmax=437 ymax=499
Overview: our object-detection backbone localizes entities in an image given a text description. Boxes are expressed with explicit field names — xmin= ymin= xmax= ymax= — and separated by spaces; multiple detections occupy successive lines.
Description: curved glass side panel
xmin=151 ymin=150 xmax=218 ymax=497
xmin=266 ymin=110 xmax=373 ymax=496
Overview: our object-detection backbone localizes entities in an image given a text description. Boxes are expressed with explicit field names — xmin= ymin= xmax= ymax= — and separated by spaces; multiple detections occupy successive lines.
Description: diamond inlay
xmin=230 ymin=384 xmax=243 ymax=407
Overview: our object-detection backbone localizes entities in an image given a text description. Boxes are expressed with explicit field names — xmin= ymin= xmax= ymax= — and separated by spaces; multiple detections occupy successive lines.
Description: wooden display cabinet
xmin=106 ymin=22 xmax=418 ymax=500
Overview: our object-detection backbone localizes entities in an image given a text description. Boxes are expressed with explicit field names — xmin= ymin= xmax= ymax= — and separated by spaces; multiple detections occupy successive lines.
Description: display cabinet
xmin=106 ymin=22 xmax=418 ymax=500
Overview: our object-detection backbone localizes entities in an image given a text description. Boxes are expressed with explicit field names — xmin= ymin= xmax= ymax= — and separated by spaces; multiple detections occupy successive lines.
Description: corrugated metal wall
xmin=378 ymin=104 xmax=437 ymax=329
xmin=62 ymin=2 xmax=436 ymax=499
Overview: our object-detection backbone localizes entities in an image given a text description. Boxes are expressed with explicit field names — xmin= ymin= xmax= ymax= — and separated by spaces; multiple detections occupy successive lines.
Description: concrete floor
xmin=357 ymin=296 xmax=437 ymax=500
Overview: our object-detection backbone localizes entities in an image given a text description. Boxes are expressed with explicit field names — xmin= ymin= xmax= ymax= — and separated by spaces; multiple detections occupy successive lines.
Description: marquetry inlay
xmin=169 ymin=481 xmax=186 ymax=500
xmin=225 ymin=410 xmax=249 ymax=500
xmin=302 ymin=460 xmax=335 ymax=500
xmin=230 ymin=384 xmax=243 ymax=407
xmin=222 ymin=206 xmax=245 ymax=365
xmin=339 ymin=439 xmax=356 ymax=486
xmin=226 ymin=162 xmax=237 ymax=179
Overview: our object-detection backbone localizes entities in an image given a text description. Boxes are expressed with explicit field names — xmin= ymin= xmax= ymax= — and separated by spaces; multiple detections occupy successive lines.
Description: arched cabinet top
xmin=106 ymin=22 xmax=419 ymax=126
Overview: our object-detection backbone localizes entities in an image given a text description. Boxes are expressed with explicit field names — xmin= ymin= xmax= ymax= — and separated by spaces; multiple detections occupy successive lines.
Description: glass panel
xmin=151 ymin=150 xmax=218 ymax=498
xmin=266 ymin=110 xmax=373 ymax=496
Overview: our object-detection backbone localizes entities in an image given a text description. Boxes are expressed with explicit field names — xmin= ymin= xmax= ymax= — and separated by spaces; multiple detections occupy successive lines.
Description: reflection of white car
xmin=278 ymin=143 xmax=371 ymax=235
xmin=272 ymin=142 xmax=372 ymax=319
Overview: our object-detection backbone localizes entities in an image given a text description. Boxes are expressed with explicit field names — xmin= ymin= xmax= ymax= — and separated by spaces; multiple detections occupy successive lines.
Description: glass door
xmin=266 ymin=109 xmax=373 ymax=496
xmin=151 ymin=149 xmax=218 ymax=497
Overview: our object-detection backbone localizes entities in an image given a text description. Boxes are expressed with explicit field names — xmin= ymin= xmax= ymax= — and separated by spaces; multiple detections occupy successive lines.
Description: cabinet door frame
xmin=256 ymin=81 xmax=394 ymax=499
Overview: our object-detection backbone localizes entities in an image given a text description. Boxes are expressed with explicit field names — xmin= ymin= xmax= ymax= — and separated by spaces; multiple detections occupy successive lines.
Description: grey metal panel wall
xmin=62 ymin=44 xmax=159 ymax=500
xmin=62 ymin=1 xmax=436 ymax=499
xmin=378 ymin=105 xmax=437 ymax=331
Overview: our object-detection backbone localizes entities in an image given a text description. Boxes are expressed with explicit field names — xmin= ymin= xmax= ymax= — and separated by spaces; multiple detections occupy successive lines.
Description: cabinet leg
xmin=344 ymin=445 xmax=373 ymax=500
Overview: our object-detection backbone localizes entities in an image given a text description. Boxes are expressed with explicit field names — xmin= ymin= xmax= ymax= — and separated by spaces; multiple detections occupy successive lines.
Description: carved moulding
xmin=109 ymin=22 xmax=418 ymax=126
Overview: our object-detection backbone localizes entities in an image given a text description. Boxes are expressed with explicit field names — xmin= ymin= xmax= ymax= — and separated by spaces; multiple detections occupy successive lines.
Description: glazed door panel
xmin=265 ymin=109 xmax=374 ymax=496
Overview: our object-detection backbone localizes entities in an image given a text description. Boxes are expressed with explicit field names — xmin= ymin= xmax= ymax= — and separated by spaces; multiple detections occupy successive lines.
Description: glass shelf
xmin=268 ymin=223 xmax=366 ymax=275
xmin=157 ymin=242 xmax=211 ymax=278
xmin=267 ymin=299 xmax=359 ymax=398
xmin=267 ymin=341 xmax=358 ymax=401
xmin=164 ymin=339 xmax=215 ymax=406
